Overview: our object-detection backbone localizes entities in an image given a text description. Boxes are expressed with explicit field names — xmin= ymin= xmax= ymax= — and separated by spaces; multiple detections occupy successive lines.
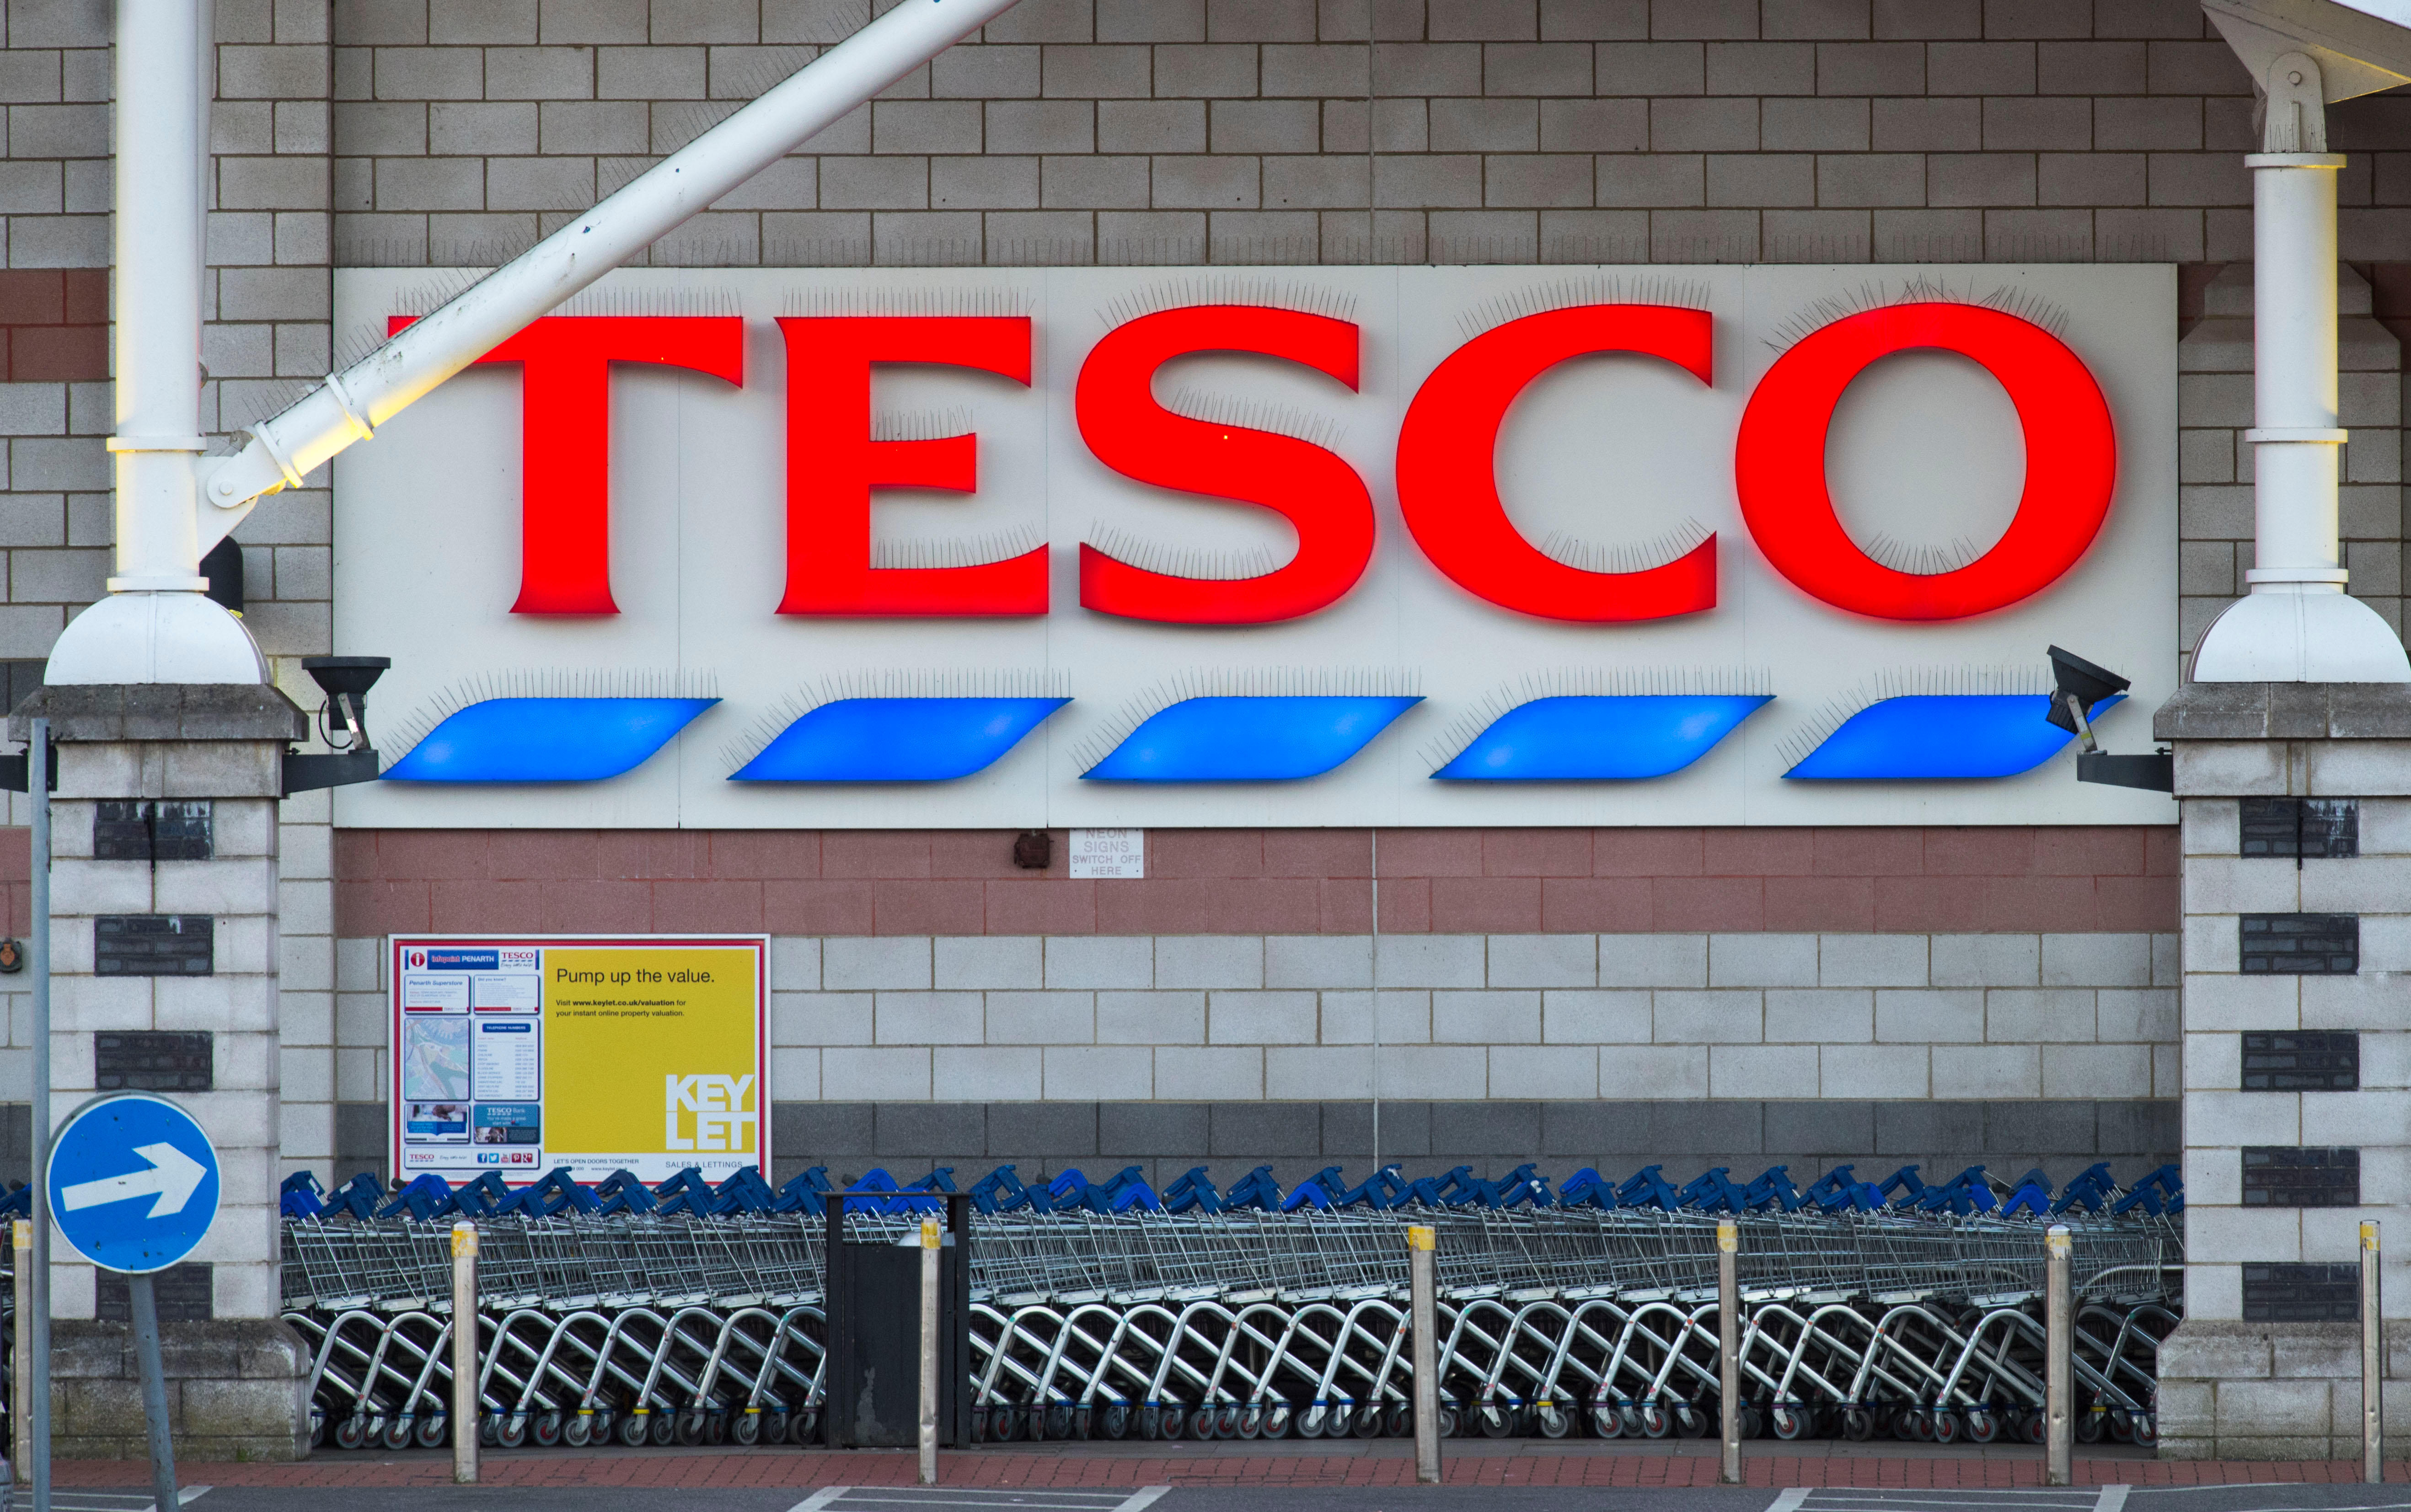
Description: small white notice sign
xmin=1069 ymin=828 xmax=1144 ymax=879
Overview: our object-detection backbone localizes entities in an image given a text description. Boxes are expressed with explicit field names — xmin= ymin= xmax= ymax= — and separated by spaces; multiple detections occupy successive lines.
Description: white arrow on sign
xmin=61 ymin=1142 xmax=208 ymax=1219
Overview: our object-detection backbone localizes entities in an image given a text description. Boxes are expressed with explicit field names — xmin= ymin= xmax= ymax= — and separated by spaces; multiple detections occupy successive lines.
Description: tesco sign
xmin=332 ymin=264 xmax=2175 ymax=832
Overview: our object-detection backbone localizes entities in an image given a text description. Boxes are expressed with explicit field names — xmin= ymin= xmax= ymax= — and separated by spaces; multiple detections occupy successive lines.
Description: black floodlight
xmin=287 ymin=655 xmax=391 ymax=796
xmin=303 ymin=655 xmax=388 ymax=739
xmin=2042 ymin=645 xmax=2170 ymax=794
xmin=2045 ymin=645 xmax=2131 ymax=751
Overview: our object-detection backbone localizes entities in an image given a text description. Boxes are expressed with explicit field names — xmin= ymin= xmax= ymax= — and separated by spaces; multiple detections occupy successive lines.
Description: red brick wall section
xmin=332 ymin=827 xmax=2179 ymax=939
xmin=0 ymin=271 xmax=107 ymax=382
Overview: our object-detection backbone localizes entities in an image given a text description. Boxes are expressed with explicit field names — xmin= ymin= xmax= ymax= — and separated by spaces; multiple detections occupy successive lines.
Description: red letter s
xmin=778 ymin=316 xmax=1043 ymax=617
xmin=1394 ymin=305 xmax=1717 ymax=622
xmin=1076 ymin=306 xmax=1373 ymax=625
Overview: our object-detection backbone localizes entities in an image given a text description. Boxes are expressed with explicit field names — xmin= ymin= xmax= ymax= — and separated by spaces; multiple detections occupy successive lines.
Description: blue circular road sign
xmin=46 ymin=1094 xmax=220 ymax=1274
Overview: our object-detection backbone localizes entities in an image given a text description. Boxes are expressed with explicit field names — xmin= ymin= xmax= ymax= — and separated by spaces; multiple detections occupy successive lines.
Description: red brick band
xmin=335 ymin=826 xmax=2178 ymax=938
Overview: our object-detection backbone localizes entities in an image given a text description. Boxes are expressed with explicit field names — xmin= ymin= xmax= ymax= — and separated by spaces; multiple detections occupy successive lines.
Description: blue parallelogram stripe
xmin=1433 ymin=694 xmax=1771 ymax=780
xmin=731 ymin=697 xmax=1069 ymax=782
xmin=1784 ymin=693 xmax=2125 ymax=780
xmin=1083 ymin=695 xmax=1421 ymax=782
xmin=381 ymin=697 xmax=718 ymax=783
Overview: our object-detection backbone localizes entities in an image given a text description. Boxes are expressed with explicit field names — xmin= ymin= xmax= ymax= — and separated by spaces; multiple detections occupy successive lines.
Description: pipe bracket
xmin=237 ymin=422 xmax=307 ymax=492
xmin=322 ymin=371 xmax=376 ymax=443
xmin=2244 ymin=427 xmax=2350 ymax=444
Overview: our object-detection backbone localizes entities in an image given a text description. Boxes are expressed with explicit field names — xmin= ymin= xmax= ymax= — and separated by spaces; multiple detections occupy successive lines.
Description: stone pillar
xmin=9 ymin=684 xmax=309 ymax=1461
xmin=2155 ymin=682 xmax=2411 ymax=1459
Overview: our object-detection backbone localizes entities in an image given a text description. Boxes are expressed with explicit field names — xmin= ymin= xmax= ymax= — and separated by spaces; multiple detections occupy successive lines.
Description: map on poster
xmin=389 ymin=935 xmax=768 ymax=1185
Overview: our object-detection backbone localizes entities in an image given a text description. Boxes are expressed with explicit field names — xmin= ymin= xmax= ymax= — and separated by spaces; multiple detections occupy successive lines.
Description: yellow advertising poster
xmin=389 ymin=935 xmax=767 ymax=1185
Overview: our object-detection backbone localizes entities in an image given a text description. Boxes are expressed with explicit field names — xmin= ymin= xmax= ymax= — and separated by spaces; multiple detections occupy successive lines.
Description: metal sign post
xmin=452 ymin=1223 xmax=477 ymax=1484
xmin=27 ymin=715 xmax=49 ymax=1512
xmin=918 ymin=1216 xmax=940 ymax=1486
xmin=10 ymin=1219 xmax=26 ymax=1481
xmin=2364 ymin=1219 xmax=2384 ymax=1485
xmin=1718 ymin=1219 xmax=1740 ymax=1485
xmin=2046 ymin=1224 xmax=2072 ymax=1486
xmin=124 ymin=1271 xmax=177 ymax=1512
xmin=1408 ymin=1224 xmax=1440 ymax=1485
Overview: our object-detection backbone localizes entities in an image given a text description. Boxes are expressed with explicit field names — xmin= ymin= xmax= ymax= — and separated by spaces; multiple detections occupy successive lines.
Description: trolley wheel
xmin=479 ymin=1414 xmax=501 ymax=1449
xmin=1771 ymin=1405 xmax=1807 ymax=1442
xmin=675 ymin=1410 xmax=706 ymax=1447
xmin=1101 ymin=1403 xmax=1130 ymax=1441
xmin=380 ymin=1416 xmax=414 ymax=1452
xmin=2075 ymin=1409 xmax=2105 ymax=1445
xmin=1478 ymin=1401 xmax=1515 ymax=1438
xmin=1964 ymin=1410 xmax=1997 ymax=1444
xmin=2107 ymin=1409 xmax=2135 ymax=1443
xmin=706 ymin=1412 xmax=728 ymax=1446
xmin=498 ymin=1414 xmax=528 ymax=1450
xmin=1262 ymin=1403 xmax=1293 ymax=1440
xmin=1591 ymin=1404 xmax=1623 ymax=1439
xmin=650 ymin=1410 xmax=677 ymax=1447
xmin=2133 ymin=1413 xmax=2157 ymax=1448
xmin=1639 ymin=1403 xmax=1672 ymax=1439
xmin=1238 ymin=1404 xmax=1264 ymax=1440
xmin=793 ymin=1410 xmax=821 ymax=1446
xmin=1930 ymin=1409 xmax=1960 ymax=1445
xmin=333 ymin=1414 xmax=369 ymax=1451
xmin=762 ymin=1411 xmax=788 ymax=1446
xmin=1049 ymin=1403 xmax=1076 ymax=1440
xmin=2020 ymin=1410 xmax=2046 ymax=1445
xmin=1075 ymin=1405 xmax=1095 ymax=1440
xmin=1383 ymin=1402 xmax=1411 ymax=1439
xmin=619 ymin=1412 xmax=649 ymax=1448
xmin=1137 ymin=1405 xmax=1161 ymax=1440
xmin=1677 ymin=1404 xmax=1711 ymax=1439
xmin=535 ymin=1411 xmax=566 ymax=1448
xmin=732 ymin=1410 xmax=761 ymax=1447
xmin=1842 ymin=1407 xmax=1874 ymax=1443
xmin=1294 ymin=1406 xmax=1324 ymax=1440
xmin=309 ymin=1413 xmax=326 ymax=1449
xmin=1534 ymin=1403 xmax=1570 ymax=1439
xmin=1185 ymin=1406 xmax=1213 ymax=1440
xmin=565 ymin=1413 xmax=594 ymax=1448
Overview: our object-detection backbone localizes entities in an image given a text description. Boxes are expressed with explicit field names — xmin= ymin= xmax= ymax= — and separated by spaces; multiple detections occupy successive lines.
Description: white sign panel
xmin=1069 ymin=828 xmax=1145 ymax=880
xmin=331 ymin=264 xmax=2176 ymax=829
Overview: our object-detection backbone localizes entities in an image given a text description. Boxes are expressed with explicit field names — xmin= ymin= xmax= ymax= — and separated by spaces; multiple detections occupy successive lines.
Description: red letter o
xmin=1733 ymin=301 xmax=2116 ymax=621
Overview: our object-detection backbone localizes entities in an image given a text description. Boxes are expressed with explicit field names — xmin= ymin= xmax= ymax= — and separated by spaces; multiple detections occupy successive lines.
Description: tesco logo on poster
xmin=399 ymin=298 xmax=2114 ymax=630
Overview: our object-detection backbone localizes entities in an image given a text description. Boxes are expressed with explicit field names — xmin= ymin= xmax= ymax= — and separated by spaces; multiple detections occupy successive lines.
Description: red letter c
xmin=1395 ymin=305 xmax=1718 ymax=623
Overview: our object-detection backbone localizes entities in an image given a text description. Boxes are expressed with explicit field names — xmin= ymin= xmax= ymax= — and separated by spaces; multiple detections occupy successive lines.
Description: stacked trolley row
xmin=283 ymin=1202 xmax=2181 ymax=1452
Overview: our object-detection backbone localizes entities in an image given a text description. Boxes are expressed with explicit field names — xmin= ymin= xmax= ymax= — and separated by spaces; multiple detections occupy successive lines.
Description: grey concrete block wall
xmin=756 ymin=1095 xmax=2178 ymax=1193
xmin=308 ymin=0 xmax=2349 ymax=273
xmin=321 ymin=929 xmax=2181 ymax=1181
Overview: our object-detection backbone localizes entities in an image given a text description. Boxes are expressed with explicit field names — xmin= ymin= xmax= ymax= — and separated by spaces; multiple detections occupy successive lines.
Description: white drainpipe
xmin=2190 ymin=23 xmax=2411 ymax=682
xmin=46 ymin=0 xmax=266 ymax=684
xmin=49 ymin=0 xmax=1023 ymax=685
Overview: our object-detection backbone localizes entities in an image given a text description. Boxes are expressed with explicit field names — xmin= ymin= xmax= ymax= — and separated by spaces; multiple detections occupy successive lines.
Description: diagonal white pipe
xmin=193 ymin=0 xmax=1021 ymax=545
